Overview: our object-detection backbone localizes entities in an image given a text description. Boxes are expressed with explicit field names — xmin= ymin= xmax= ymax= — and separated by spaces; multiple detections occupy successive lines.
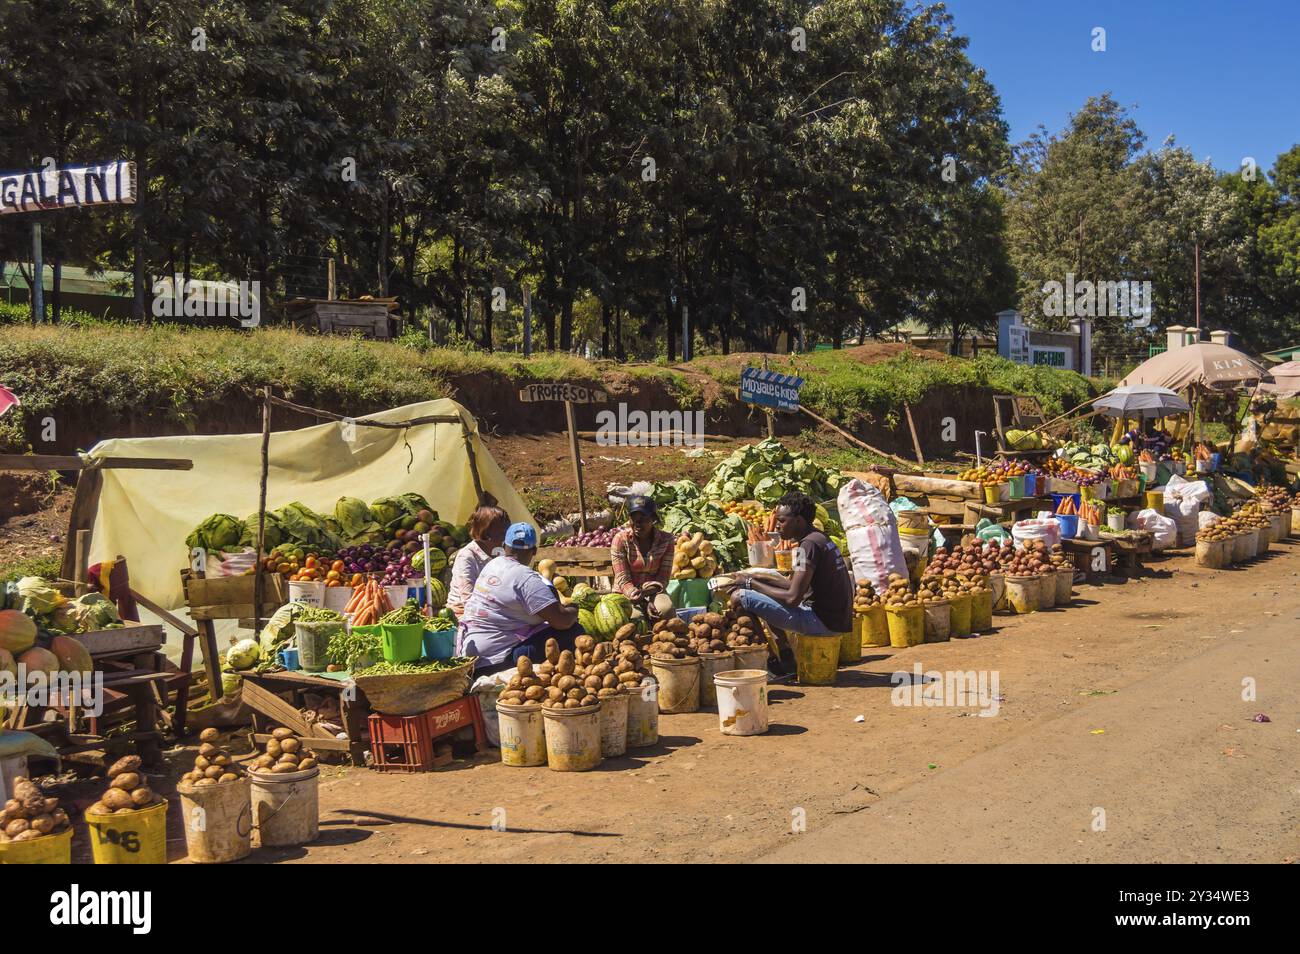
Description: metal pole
xmin=31 ymin=222 xmax=44 ymax=323
xmin=327 ymin=257 xmax=336 ymax=300
xmin=523 ymin=285 xmax=532 ymax=357
xmin=1194 ymin=242 xmax=1201 ymax=333
xmin=254 ymin=388 xmax=272 ymax=639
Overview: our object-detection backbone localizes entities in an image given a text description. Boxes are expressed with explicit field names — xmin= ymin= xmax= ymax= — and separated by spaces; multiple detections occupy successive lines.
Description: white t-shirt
xmin=446 ymin=539 xmax=495 ymax=615
xmin=459 ymin=556 xmax=559 ymax=664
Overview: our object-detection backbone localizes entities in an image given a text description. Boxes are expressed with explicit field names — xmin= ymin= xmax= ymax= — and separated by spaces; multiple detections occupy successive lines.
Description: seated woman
xmin=459 ymin=522 xmax=582 ymax=674
xmin=445 ymin=503 xmax=510 ymax=618
xmin=609 ymin=495 xmax=676 ymax=616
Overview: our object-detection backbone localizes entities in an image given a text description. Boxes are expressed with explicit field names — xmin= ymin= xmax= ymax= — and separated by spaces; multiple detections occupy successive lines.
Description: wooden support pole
xmin=60 ymin=465 xmax=104 ymax=582
xmin=798 ymin=406 xmax=913 ymax=468
xmin=73 ymin=529 xmax=90 ymax=595
xmin=461 ymin=421 xmax=486 ymax=505
xmin=903 ymin=401 xmax=925 ymax=467
xmin=565 ymin=399 xmax=588 ymax=532
xmin=254 ymin=388 xmax=272 ymax=640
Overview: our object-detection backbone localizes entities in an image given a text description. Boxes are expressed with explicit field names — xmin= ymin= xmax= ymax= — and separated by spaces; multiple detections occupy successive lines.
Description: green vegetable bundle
xmin=186 ymin=514 xmax=247 ymax=552
xmin=327 ymin=627 xmax=382 ymax=670
xmin=356 ymin=657 xmax=471 ymax=675
xmin=297 ymin=606 xmax=344 ymax=623
xmin=378 ymin=598 xmax=423 ymax=626
xmin=701 ymin=438 xmax=843 ymax=504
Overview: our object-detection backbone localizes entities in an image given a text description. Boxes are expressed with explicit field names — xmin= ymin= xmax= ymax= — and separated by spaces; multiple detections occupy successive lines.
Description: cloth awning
xmin=1118 ymin=342 xmax=1271 ymax=391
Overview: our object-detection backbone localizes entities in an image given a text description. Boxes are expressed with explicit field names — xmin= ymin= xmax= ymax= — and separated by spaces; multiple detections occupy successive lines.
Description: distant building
xmin=995 ymin=309 xmax=1092 ymax=376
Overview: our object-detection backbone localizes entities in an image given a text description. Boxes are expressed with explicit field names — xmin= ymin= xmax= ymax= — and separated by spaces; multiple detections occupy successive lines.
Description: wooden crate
xmin=75 ymin=621 xmax=164 ymax=656
xmin=534 ymin=546 xmax=614 ymax=582
xmin=184 ymin=571 xmax=287 ymax=621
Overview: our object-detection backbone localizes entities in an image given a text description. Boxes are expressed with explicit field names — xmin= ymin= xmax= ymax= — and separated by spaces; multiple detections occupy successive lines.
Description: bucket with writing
xmin=496 ymin=700 xmax=546 ymax=767
xmin=598 ymin=690 xmax=630 ymax=757
xmin=715 ymin=670 xmax=769 ymax=736
xmin=0 ymin=826 xmax=72 ymax=865
xmin=542 ymin=704 xmax=602 ymax=772
xmin=85 ymin=799 xmax=169 ymax=864
xmin=626 ymin=678 xmax=660 ymax=748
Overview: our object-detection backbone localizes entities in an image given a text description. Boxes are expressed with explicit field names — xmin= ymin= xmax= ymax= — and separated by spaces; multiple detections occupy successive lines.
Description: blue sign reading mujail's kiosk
xmin=739 ymin=367 xmax=803 ymax=411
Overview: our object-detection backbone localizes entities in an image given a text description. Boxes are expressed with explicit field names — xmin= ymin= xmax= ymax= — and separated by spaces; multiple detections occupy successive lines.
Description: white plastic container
xmin=626 ymin=678 xmax=660 ymax=748
xmin=287 ymin=580 xmax=324 ymax=607
xmin=715 ymin=669 xmax=769 ymax=736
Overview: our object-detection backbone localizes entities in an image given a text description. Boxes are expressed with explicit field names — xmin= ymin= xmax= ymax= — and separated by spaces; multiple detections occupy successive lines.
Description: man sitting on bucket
xmin=730 ymin=491 xmax=853 ymax=672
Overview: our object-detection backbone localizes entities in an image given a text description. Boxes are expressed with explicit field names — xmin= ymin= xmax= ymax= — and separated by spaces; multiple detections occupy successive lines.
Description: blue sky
xmin=941 ymin=0 xmax=1300 ymax=172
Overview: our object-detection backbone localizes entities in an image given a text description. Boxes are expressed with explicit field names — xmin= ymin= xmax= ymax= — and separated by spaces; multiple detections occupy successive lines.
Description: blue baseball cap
xmin=504 ymin=522 xmax=537 ymax=549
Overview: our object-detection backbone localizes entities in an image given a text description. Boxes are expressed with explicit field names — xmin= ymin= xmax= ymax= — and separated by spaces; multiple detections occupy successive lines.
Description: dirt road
xmin=257 ymin=541 xmax=1298 ymax=865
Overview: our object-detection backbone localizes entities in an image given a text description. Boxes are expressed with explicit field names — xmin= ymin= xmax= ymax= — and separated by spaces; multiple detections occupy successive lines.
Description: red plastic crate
xmin=368 ymin=712 xmax=436 ymax=773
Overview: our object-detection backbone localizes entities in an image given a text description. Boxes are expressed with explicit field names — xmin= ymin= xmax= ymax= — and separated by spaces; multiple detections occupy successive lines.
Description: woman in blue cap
xmin=459 ymin=521 xmax=582 ymax=673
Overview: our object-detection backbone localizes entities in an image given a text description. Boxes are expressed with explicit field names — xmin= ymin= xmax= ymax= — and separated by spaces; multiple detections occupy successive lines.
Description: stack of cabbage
xmin=701 ymin=438 xmax=844 ymax=504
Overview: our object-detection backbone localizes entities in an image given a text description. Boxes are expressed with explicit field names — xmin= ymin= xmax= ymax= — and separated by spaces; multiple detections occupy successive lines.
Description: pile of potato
xmin=1000 ymin=545 xmax=1050 ymax=577
xmin=1196 ymin=519 xmax=1235 ymax=544
xmin=1046 ymin=544 xmax=1074 ymax=572
xmin=87 ymin=755 xmax=161 ymax=814
xmin=647 ymin=616 xmax=693 ymax=658
xmin=671 ymin=532 xmax=719 ymax=580
xmin=251 ymin=728 xmax=318 ymax=775
xmin=881 ymin=574 xmax=920 ymax=608
xmin=180 ymin=728 xmax=246 ymax=786
xmin=1256 ymin=485 xmax=1290 ymax=511
xmin=927 ymin=543 xmax=1000 ymax=575
xmin=685 ymin=611 xmax=728 ymax=653
xmin=0 ymin=777 xmax=71 ymax=843
xmin=853 ymin=579 xmax=881 ymax=613
xmin=500 ymin=635 xmax=639 ymax=710
xmin=918 ymin=567 xmax=987 ymax=603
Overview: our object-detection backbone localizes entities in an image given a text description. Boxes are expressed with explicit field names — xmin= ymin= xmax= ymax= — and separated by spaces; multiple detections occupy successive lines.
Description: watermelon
xmin=592 ymin=595 xmax=632 ymax=639
xmin=570 ymin=583 xmax=600 ymax=611
xmin=426 ymin=578 xmax=448 ymax=610
xmin=412 ymin=548 xmax=448 ymax=575
xmin=578 ymin=608 xmax=599 ymax=634
xmin=0 ymin=609 xmax=37 ymax=655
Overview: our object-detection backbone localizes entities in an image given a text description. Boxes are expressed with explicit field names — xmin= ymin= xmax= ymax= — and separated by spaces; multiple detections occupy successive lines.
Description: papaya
xmin=49 ymin=634 xmax=93 ymax=674
xmin=0 ymin=647 xmax=15 ymax=679
xmin=0 ymin=609 xmax=37 ymax=655
xmin=16 ymin=646 xmax=59 ymax=675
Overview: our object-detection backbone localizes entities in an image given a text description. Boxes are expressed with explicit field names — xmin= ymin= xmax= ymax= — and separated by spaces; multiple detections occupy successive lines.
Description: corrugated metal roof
xmin=1 ymin=262 xmax=132 ymax=297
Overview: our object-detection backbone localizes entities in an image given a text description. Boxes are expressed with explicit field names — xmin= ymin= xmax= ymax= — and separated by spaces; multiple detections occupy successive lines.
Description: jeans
xmin=476 ymin=622 xmax=582 ymax=675
xmin=729 ymin=589 xmax=832 ymax=636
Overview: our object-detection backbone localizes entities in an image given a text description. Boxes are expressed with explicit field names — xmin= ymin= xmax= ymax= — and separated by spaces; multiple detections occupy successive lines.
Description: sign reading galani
xmin=0 ymin=161 xmax=137 ymax=215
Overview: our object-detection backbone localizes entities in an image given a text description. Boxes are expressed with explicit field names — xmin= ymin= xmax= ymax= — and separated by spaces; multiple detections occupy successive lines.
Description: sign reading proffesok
xmin=518 ymin=383 xmax=607 ymax=404
xmin=0 ymin=161 xmax=137 ymax=216
xmin=739 ymin=367 xmax=803 ymax=411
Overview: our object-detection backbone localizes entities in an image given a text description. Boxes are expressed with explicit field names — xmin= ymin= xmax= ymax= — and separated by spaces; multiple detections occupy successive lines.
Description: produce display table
xmin=964 ymin=495 xmax=1053 ymax=525
xmin=1059 ymin=537 xmax=1117 ymax=583
xmin=240 ymin=670 xmax=371 ymax=767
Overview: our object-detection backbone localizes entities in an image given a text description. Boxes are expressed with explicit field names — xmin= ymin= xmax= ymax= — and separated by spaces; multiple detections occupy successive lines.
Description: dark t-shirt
xmin=796 ymin=530 xmax=853 ymax=633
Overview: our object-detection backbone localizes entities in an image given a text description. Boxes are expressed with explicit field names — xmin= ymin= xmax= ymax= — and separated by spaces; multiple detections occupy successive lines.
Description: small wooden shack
xmin=285 ymin=296 xmax=400 ymax=339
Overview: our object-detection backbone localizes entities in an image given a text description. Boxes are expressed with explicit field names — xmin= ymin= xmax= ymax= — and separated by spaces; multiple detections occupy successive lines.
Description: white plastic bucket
xmin=249 ymin=767 xmax=319 ymax=847
xmin=323 ymin=585 xmax=352 ymax=612
xmin=651 ymin=655 xmax=701 ymax=713
xmin=598 ymin=690 xmax=630 ymax=757
xmin=496 ymin=701 xmax=546 ymax=767
xmin=732 ymin=645 xmax=769 ymax=672
xmin=626 ymin=679 xmax=659 ymax=748
xmin=715 ymin=669 xmax=769 ymax=736
xmin=178 ymin=777 xmax=253 ymax=864
xmin=287 ymin=580 xmax=324 ymax=607
xmin=922 ymin=600 xmax=951 ymax=642
xmin=542 ymin=704 xmax=602 ymax=772
xmin=1036 ymin=571 xmax=1057 ymax=609
xmin=1054 ymin=567 xmax=1074 ymax=604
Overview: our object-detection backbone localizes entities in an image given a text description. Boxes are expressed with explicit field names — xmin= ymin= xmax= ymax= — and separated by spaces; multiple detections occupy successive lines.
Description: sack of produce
xmin=1131 ymin=508 xmax=1178 ymax=550
xmin=839 ymin=479 xmax=907 ymax=592
xmin=1011 ymin=518 xmax=1062 ymax=551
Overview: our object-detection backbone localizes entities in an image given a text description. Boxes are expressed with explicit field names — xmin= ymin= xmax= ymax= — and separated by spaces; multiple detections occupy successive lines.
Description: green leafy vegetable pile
xmin=378 ymin=598 xmax=424 ymax=626
xmin=701 ymin=438 xmax=844 ymax=504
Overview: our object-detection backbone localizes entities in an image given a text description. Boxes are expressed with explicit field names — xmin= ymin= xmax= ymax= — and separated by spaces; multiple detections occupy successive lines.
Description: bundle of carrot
xmin=345 ymin=579 xmax=393 ymax=626
xmin=746 ymin=520 xmax=767 ymax=545
xmin=1078 ymin=500 xmax=1102 ymax=526
xmin=1055 ymin=495 xmax=1078 ymax=516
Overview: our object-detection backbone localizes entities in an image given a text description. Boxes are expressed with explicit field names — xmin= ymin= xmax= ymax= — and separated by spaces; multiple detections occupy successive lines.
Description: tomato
xmin=326 ymin=570 xmax=340 ymax=582
xmin=305 ymin=557 xmax=318 ymax=569
xmin=277 ymin=562 xmax=292 ymax=574
xmin=331 ymin=560 xmax=345 ymax=573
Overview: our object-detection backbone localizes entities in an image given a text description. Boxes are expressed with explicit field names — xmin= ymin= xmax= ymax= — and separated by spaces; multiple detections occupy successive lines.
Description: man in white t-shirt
xmin=459 ymin=522 xmax=581 ymax=673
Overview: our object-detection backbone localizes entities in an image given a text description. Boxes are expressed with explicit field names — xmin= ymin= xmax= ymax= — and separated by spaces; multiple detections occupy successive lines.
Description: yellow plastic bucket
xmin=838 ymin=629 xmax=861 ymax=665
xmin=793 ymin=633 xmax=840 ymax=685
xmin=86 ymin=799 xmax=168 ymax=864
xmin=948 ymin=592 xmax=972 ymax=637
xmin=969 ymin=589 xmax=993 ymax=631
xmin=982 ymin=484 xmax=1000 ymax=504
xmin=885 ymin=604 xmax=924 ymax=648
xmin=922 ymin=600 xmax=951 ymax=642
xmin=1144 ymin=490 xmax=1164 ymax=511
xmin=1005 ymin=575 xmax=1039 ymax=614
xmin=859 ymin=605 xmax=889 ymax=648
xmin=651 ymin=655 xmax=701 ymax=713
xmin=0 ymin=826 xmax=72 ymax=864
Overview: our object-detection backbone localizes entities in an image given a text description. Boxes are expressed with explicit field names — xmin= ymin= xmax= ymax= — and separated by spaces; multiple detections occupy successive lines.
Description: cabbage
xmin=226 ymin=638 xmax=262 ymax=671
xmin=185 ymin=513 xmax=246 ymax=552
xmin=334 ymin=496 xmax=378 ymax=540
xmin=370 ymin=496 xmax=404 ymax=527
xmin=17 ymin=576 xmax=66 ymax=616
xmin=753 ymin=476 xmax=787 ymax=504
xmin=239 ymin=511 xmax=285 ymax=550
xmin=743 ymin=463 xmax=772 ymax=489
xmin=71 ymin=593 xmax=121 ymax=632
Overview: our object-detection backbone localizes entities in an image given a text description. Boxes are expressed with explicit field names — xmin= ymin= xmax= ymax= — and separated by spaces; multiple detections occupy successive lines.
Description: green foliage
xmin=0 ymin=554 xmax=61 ymax=586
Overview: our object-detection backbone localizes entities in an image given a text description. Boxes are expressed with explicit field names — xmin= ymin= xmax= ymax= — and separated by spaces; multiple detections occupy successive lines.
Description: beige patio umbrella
xmin=1118 ymin=342 xmax=1271 ymax=391
xmin=1257 ymin=360 xmax=1300 ymax=398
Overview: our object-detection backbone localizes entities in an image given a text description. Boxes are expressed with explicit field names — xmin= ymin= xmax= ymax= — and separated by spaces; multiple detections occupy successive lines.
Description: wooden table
xmin=240 ymin=670 xmax=371 ymax=767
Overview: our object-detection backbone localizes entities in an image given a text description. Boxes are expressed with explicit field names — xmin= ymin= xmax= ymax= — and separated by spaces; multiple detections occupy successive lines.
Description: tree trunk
xmin=600 ymin=299 xmax=610 ymax=358
xmin=51 ymin=258 xmax=61 ymax=325
xmin=614 ymin=306 xmax=625 ymax=361
xmin=481 ymin=286 xmax=493 ymax=352
xmin=665 ymin=294 xmax=676 ymax=362
xmin=377 ymin=183 xmax=390 ymax=297
xmin=559 ymin=278 xmax=574 ymax=351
